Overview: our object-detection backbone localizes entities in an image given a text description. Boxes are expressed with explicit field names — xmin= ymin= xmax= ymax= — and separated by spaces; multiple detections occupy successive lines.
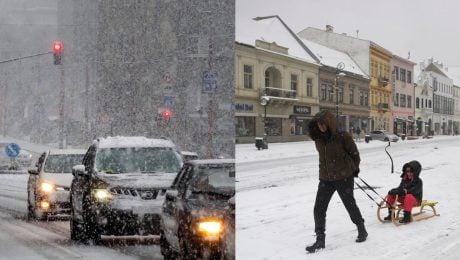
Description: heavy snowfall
xmin=236 ymin=136 xmax=460 ymax=259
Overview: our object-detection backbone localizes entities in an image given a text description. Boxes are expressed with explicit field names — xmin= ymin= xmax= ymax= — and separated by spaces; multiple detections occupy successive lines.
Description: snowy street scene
xmin=236 ymin=136 xmax=460 ymax=259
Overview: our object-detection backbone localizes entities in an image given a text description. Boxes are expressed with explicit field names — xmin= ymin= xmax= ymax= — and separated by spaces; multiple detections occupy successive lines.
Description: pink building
xmin=391 ymin=55 xmax=416 ymax=136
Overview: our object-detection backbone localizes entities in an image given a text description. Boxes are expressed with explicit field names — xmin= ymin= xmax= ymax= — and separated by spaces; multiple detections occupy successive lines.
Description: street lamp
xmin=257 ymin=95 xmax=270 ymax=150
xmin=334 ymin=62 xmax=346 ymax=129
xmin=260 ymin=95 xmax=270 ymax=136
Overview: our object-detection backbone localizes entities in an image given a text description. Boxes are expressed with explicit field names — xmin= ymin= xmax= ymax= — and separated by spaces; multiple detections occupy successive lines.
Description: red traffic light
xmin=53 ymin=41 xmax=63 ymax=53
xmin=162 ymin=110 xmax=172 ymax=119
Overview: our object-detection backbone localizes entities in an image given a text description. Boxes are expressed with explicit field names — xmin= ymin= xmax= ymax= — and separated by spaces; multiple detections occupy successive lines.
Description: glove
xmin=353 ymin=168 xmax=360 ymax=178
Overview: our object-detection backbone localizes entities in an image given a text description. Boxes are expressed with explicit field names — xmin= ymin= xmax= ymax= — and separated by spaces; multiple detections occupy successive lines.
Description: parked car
xmin=366 ymin=130 xmax=399 ymax=142
xmin=160 ymin=159 xmax=235 ymax=259
xmin=69 ymin=136 xmax=183 ymax=243
xmin=27 ymin=149 xmax=86 ymax=220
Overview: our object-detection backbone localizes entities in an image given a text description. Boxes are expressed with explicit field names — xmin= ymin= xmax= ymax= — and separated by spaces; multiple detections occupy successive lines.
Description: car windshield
xmin=95 ymin=147 xmax=182 ymax=174
xmin=43 ymin=154 xmax=84 ymax=173
xmin=191 ymin=164 xmax=235 ymax=193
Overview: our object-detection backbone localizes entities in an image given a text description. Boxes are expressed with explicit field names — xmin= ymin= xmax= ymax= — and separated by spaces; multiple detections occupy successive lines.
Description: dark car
xmin=220 ymin=196 xmax=235 ymax=260
xmin=160 ymin=159 xmax=235 ymax=260
xmin=69 ymin=136 xmax=183 ymax=243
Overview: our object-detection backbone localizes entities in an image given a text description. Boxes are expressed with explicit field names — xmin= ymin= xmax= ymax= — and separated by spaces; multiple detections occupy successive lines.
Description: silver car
xmin=367 ymin=130 xmax=399 ymax=142
xmin=27 ymin=149 xmax=86 ymax=220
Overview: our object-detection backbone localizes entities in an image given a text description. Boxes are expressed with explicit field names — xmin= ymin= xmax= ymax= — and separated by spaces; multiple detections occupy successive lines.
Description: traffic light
xmin=53 ymin=41 xmax=63 ymax=65
xmin=161 ymin=109 xmax=172 ymax=120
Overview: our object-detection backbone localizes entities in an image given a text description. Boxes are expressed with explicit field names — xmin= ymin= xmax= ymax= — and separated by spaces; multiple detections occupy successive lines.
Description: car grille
xmin=109 ymin=187 xmax=161 ymax=200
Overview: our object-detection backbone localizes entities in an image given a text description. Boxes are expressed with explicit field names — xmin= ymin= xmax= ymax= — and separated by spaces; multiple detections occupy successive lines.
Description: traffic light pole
xmin=58 ymin=66 xmax=65 ymax=149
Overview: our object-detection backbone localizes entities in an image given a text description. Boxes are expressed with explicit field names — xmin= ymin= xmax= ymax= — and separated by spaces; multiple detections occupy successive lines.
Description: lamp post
xmin=259 ymin=95 xmax=270 ymax=149
xmin=335 ymin=62 xmax=346 ymax=129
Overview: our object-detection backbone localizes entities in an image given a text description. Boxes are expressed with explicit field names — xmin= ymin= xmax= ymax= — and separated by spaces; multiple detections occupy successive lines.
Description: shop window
xmin=265 ymin=118 xmax=282 ymax=136
xmin=236 ymin=116 xmax=255 ymax=137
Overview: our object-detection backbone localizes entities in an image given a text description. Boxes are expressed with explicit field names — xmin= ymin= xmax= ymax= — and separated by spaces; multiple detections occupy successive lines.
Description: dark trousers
xmin=313 ymin=176 xmax=364 ymax=234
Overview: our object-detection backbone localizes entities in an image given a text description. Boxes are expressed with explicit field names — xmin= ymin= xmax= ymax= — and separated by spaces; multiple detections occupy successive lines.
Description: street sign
xmin=5 ymin=143 xmax=21 ymax=158
xmin=163 ymin=96 xmax=175 ymax=107
xmin=202 ymin=70 xmax=218 ymax=93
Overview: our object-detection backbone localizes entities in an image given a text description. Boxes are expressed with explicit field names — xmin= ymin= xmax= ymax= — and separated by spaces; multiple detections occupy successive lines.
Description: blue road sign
xmin=163 ymin=96 xmax=175 ymax=107
xmin=5 ymin=143 xmax=21 ymax=158
xmin=202 ymin=70 xmax=218 ymax=93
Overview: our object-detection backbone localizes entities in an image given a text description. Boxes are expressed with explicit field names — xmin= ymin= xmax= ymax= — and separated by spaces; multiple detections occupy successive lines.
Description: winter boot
xmin=399 ymin=211 xmax=412 ymax=224
xmin=355 ymin=222 xmax=368 ymax=243
xmin=383 ymin=208 xmax=392 ymax=221
xmin=306 ymin=233 xmax=325 ymax=253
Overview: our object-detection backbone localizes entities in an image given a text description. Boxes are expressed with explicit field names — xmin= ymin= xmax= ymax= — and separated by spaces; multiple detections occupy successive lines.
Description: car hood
xmin=187 ymin=194 xmax=234 ymax=219
xmin=96 ymin=172 xmax=177 ymax=189
xmin=41 ymin=172 xmax=73 ymax=188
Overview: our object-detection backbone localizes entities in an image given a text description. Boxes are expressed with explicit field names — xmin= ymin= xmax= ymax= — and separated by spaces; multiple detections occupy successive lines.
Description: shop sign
xmin=235 ymin=103 xmax=254 ymax=111
xmin=293 ymin=106 xmax=311 ymax=115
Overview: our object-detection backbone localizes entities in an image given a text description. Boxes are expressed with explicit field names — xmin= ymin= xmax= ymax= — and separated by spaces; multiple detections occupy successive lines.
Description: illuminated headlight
xmin=92 ymin=189 xmax=113 ymax=201
xmin=197 ymin=219 xmax=223 ymax=241
xmin=40 ymin=182 xmax=55 ymax=193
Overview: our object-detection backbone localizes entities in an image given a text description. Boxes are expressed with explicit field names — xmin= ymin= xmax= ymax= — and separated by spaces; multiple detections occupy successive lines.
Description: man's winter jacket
xmin=308 ymin=110 xmax=360 ymax=181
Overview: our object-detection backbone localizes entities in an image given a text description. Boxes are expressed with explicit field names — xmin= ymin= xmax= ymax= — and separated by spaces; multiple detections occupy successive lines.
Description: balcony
xmin=378 ymin=76 xmax=389 ymax=87
xmin=378 ymin=103 xmax=389 ymax=112
xmin=260 ymin=87 xmax=298 ymax=101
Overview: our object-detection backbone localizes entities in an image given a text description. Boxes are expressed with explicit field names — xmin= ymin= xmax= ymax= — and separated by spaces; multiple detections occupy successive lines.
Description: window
xmin=416 ymin=97 xmax=419 ymax=109
xmin=407 ymin=71 xmax=412 ymax=84
xmin=349 ymin=87 xmax=354 ymax=104
xmin=291 ymin=74 xmax=298 ymax=91
xmin=400 ymin=94 xmax=406 ymax=107
xmin=400 ymin=69 xmax=406 ymax=82
xmin=327 ymin=85 xmax=334 ymax=102
xmin=265 ymin=71 xmax=270 ymax=87
xmin=320 ymin=84 xmax=327 ymax=101
xmin=266 ymin=118 xmax=282 ymax=136
xmin=338 ymin=85 xmax=344 ymax=103
xmin=395 ymin=93 xmax=399 ymax=106
xmin=306 ymin=78 xmax=313 ymax=97
xmin=359 ymin=90 xmax=368 ymax=106
xmin=236 ymin=116 xmax=255 ymax=137
xmin=243 ymin=65 xmax=253 ymax=89
xmin=364 ymin=92 xmax=369 ymax=106
xmin=394 ymin=66 xmax=399 ymax=80
xmin=407 ymin=95 xmax=412 ymax=108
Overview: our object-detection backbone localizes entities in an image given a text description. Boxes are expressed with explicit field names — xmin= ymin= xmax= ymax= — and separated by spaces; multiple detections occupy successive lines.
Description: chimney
xmin=326 ymin=25 xmax=334 ymax=32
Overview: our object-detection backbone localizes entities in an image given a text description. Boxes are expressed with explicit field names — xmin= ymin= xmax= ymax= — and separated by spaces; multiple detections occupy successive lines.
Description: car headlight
xmin=196 ymin=219 xmax=223 ymax=241
xmin=40 ymin=182 xmax=55 ymax=193
xmin=92 ymin=189 xmax=113 ymax=201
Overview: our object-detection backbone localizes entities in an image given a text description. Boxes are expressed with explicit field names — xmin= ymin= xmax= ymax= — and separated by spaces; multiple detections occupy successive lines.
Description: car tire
xmin=82 ymin=194 xmax=101 ymax=245
xmin=70 ymin=197 xmax=86 ymax=242
xmin=27 ymin=189 xmax=35 ymax=221
xmin=160 ymin=231 xmax=177 ymax=260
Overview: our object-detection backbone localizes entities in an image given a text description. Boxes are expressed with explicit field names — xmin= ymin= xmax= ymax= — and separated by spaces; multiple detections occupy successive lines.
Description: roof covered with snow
xmin=48 ymin=149 xmax=87 ymax=155
xmin=235 ymin=16 xmax=319 ymax=65
xmin=299 ymin=38 xmax=368 ymax=78
xmin=95 ymin=136 xmax=177 ymax=149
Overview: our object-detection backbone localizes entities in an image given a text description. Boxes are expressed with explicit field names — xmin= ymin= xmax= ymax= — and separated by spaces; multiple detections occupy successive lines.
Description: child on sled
xmin=384 ymin=160 xmax=423 ymax=223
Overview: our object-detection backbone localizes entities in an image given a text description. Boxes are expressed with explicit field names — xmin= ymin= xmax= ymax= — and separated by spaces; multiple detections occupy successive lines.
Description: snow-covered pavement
xmin=0 ymin=173 xmax=163 ymax=259
xmin=236 ymin=136 xmax=460 ymax=259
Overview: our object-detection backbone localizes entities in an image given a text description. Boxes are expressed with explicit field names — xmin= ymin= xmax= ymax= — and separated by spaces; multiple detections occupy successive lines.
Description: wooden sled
xmin=377 ymin=195 xmax=440 ymax=226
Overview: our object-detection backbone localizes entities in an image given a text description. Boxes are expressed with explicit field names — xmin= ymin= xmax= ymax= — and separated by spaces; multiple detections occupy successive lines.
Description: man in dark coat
xmin=384 ymin=160 xmax=423 ymax=223
xmin=306 ymin=110 xmax=367 ymax=253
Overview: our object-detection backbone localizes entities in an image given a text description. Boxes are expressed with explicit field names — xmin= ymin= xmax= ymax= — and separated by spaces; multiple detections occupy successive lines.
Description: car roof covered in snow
xmin=94 ymin=136 xmax=177 ymax=149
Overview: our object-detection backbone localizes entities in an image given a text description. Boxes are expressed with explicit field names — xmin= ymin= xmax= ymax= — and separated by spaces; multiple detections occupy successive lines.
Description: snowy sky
xmin=236 ymin=0 xmax=460 ymax=67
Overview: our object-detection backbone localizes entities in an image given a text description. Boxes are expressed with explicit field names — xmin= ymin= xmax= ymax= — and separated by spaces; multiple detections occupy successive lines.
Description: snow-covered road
xmin=0 ymin=173 xmax=163 ymax=259
xmin=236 ymin=136 xmax=460 ymax=259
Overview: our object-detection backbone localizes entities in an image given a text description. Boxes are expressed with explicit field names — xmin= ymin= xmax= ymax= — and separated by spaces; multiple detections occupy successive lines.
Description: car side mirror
xmin=165 ymin=190 xmax=178 ymax=201
xmin=72 ymin=164 xmax=87 ymax=176
xmin=28 ymin=167 xmax=39 ymax=175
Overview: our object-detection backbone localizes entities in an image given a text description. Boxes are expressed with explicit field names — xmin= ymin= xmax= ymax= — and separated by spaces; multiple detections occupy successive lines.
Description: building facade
xmin=235 ymin=16 xmax=320 ymax=143
xmin=414 ymin=66 xmax=434 ymax=136
xmin=419 ymin=60 xmax=455 ymax=135
xmin=391 ymin=55 xmax=416 ymax=136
